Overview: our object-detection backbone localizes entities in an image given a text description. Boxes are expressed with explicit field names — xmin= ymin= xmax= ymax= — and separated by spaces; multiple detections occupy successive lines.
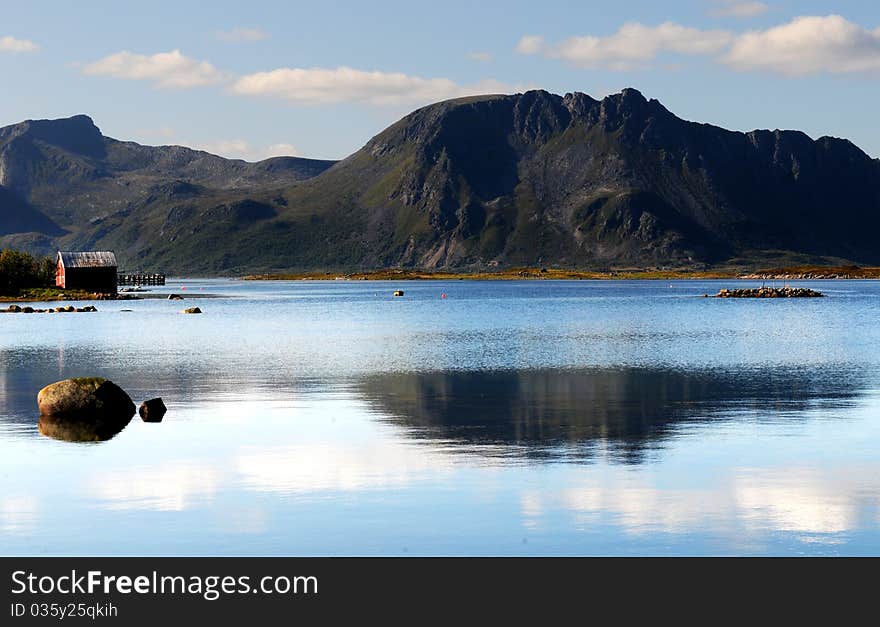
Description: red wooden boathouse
xmin=56 ymin=251 xmax=118 ymax=294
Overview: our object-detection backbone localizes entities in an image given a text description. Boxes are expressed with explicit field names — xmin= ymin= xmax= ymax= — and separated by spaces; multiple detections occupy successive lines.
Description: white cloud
xmin=0 ymin=496 xmax=39 ymax=533
xmin=131 ymin=128 xmax=301 ymax=161
xmin=0 ymin=35 xmax=38 ymax=52
xmin=542 ymin=464 xmax=880 ymax=542
xmin=467 ymin=51 xmax=493 ymax=63
xmin=216 ymin=27 xmax=269 ymax=43
xmin=236 ymin=440 xmax=456 ymax=495
xmin=734 ymin=471 xmax=855 ymax=534
xmin=520 ymin=491 xmax=544 ymax=529
xmin=518 ymin=15 xmax=880 ymax=77
xmin=710 ymin=1 xmax=769 ymax=19
xmin=191 ymin=138 xmax=301 ymax=161
xmin=724 ymin=14 xmax=880 ymax=75
xmin=541 ymin=22 xmax=734 ymax=70
xmin=561 ymin=481 xmax=734 ymax=535
xmin=515 ymin=35 xmax=544 ymax=55
xmin=89 ymin=463 xmax=220 ymax=512
xmin=231 ymin=66 xmax=512 ymax=106
xmin=82 ymin=49 xmax=227 ymax=88
xmin=192 ymin=138 xmax=251 ymax=157
xmin=264 ymin=142 xmax=300 ymax=158
xmin=133 ymin=125 xmax=176 ymax=139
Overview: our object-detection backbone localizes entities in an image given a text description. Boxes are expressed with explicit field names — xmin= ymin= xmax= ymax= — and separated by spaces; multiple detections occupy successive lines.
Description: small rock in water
xmin=5 ymin=304 xmax=97 ymax=314
xmin=139 ymin=398 xmax=167 ymax=423
xmin=168 ymin=294 xmax=184 ymax=300
xmin=182 ymin=307 xmax=202 ymax=314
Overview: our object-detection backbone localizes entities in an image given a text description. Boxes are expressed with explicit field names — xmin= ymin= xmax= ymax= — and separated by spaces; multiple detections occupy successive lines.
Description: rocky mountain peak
xmin=1 ymin=114 xmax=106 ymax=159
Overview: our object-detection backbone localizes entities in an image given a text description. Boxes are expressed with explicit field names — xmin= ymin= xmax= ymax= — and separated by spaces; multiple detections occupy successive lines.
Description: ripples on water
xmin=1 ymin=279 xmax=879 ymax=555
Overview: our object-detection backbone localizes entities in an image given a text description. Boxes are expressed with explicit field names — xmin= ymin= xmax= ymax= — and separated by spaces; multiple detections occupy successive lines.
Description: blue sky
xmin=1 ymin=1 xmax=879 ymax=160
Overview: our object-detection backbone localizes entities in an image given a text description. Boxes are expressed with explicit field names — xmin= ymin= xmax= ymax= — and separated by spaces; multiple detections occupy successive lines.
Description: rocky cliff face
xmin=209 ymin=87 xmax=872 ymax=272
xmin=1 ymin=90 xmax=878 ymax=273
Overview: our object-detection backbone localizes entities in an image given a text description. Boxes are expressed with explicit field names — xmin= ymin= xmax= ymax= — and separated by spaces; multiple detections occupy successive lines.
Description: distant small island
xmin=713 ymin=287 xmax=824 ymax=298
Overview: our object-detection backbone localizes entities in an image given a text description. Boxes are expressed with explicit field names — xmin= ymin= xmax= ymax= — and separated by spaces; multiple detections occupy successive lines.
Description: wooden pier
xmin=118 ymin=273 xmax=166 ymax=286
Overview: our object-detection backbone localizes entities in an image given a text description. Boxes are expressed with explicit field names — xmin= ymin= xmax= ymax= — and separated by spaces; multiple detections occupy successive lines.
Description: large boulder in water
xmin=37 ymin=378 xmax=136 ymax=422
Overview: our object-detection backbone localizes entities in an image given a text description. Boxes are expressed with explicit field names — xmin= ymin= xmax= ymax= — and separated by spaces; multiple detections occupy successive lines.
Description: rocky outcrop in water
xmin=714 ymin=287 xmax=824 ymax=298
xmin=36 ymin=377 xmax=136 ymax=442
xmin=37 ymin=377 xmax=136 ymax=420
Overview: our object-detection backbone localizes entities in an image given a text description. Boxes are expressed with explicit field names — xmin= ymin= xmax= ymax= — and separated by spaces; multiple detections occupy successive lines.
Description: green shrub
xmin=0 ymin=249 xmax=55 ymax=294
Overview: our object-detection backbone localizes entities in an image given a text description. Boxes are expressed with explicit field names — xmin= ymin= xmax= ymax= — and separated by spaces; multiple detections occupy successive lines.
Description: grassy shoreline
xmin=244 ymin=268 xmax=738 ymax=281
xmin=6 ymin=265 xmax=876 ymax=300
xmin=0 ymin=287 xmax=107 ymax=302
xmin=243 ymin=265 xmax=880 ymax=282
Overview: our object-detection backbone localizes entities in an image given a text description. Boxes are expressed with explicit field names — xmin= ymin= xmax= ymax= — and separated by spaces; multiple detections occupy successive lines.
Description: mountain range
xmin=1 ymin=88 xmax=878 ymax=273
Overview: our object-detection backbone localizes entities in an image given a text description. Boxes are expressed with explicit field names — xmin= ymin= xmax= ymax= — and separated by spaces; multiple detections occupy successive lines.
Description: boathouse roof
xmin=57 ymin=251 xmax=118 ymax=268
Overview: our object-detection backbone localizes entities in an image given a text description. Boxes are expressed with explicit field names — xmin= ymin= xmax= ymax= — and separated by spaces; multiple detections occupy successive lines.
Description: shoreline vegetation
xmin=0 ymin=249 xmax=120 ymax=302
xmin=243 ymin=264 xmax=880 ymax=282
xmin=0 ymin=287 xmax=109 ymax=302
xmin=0 ymin=249 xmax=115 ymax=302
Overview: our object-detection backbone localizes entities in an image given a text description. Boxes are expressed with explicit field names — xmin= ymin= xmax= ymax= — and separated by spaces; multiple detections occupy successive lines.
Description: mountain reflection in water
xmin=358 ymin=367 xmax=865 ymax=463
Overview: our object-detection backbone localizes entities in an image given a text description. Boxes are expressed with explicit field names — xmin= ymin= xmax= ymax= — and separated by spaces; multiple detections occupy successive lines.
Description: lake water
xmin=2 ymin=279 xmax=879 ymax=556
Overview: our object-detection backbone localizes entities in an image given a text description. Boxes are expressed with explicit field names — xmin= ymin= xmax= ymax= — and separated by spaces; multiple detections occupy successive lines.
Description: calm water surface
xmin=2 ymin=279 xmax=879 ymax=555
